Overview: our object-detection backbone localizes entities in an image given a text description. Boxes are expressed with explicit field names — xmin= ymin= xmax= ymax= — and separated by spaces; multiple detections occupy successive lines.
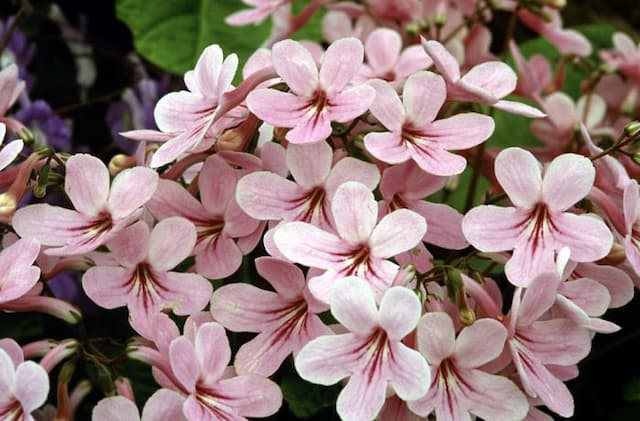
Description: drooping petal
xmin=64 ymin=154 xmax=110 ymax=217
xmin=494 ymin=148 xmax=542 ymax=208
xmin=506 ymin=234 xmax=556 ymax=287
xmin=330 ymin=276 xmax=378 ymax=335
xmin=461 ymin=369 xmax=530 ymax=421
xmin=210 ymin=375 xmax=282 ymax=418
xmin=408 ymin=142 xmax=469 ymax=176
xmin=386 ymin=342 xmax=430 ymax=401
xmin=0 ymin=139 xmax=22 ymax=171
xmin=285 ymin=108 xmax=333 ymax=144
xmin=331 ymin=182 xmax=378 ymax=245
xmin=492 ymin=99 xmax=547 ymax=118
xmin=0 ymin=238 xmax=41 ymax=302
xmin=516 ymin=272 xmax=562 ymax=326
xmin=369 ymin=209 xmax=426 ymax=258
xmin=421 ymin=39 xmax=461 ymax=82
xmin=108 ymin=167 xmax=159 ymax=221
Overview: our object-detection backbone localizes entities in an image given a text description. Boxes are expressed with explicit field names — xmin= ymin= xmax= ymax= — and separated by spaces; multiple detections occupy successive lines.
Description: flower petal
xmin=494 ymin=148 xmax=542 ymax=208
xmin=403 ymin=71 xmax=446 ymax=126
xmin=169 ymin=337 xmax=199 ymax=392
xmin=108 ymin=167 xmax=159 ymax=220
xmin=453 ymin=319 xmax=507 ymax=368
xmin=295 ymin=334 xmax=360 ymax=385
xmin=92 ymin=396 xmax=140 ymax=421
xmin=378 ymin=286 xmax=421 ymax=340
xmin=551 ymin=213 xmax=612 ymax=262
xmin=368 ymin=79 xmax=405 ymax=132
xmin=287 ymin=141 xmax=332 ymax=189
xmin=65 ymin=154 xmax=109 ymax=217
xmin=319 ymin=37 xmax=364 ymax=95
xmin=141 ymin=389 xmax=186 ymax=421
xmin=14 ymin=361 xmax=49 ymax=412
xmin=365 ymin=29 xmax=401 ymax=74
xmin=369 ymin=209 xmax=426 ymax=258
xmin=364 ymin=131 xmax=411 ymax=164
xmin=542 ymin=153 xmax=595 ymax=212
xmin=195 ymin=235 xmax=243 ymax=279
xmin=330 ymin=276 xmax=378 ymax=335
xmin=417 ymin=312 xmax=456 ymax=366
xmin=332 ymin=181 xmax=378 ymax=245
xmin=199 ymin=155 xmax=236 ymax=216
xmin=272 ymin=39 xmax=318 ymax=97
xmin=195 ymin=323 xmax=229 ymax=385
xmin=107 ymin=221 xmax=149 ymax=268
xmin=148 ymin=217 xmax=196 ymax=271
xmin=462 ymin=205 xmax=527 ymax=252
xmin=421 ymin=39 xmax=460 ymax=82
xmin=255 ymin=256 xmax=305 ymax=298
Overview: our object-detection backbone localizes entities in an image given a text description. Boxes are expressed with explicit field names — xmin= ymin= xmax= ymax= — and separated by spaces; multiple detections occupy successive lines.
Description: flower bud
xmin=108 ymin=154 xmax=136 ymax=176
xmin=18 ymin=127 xmax=35 ymax=145
xmin=624 ymin=121 xmax=640 ymax=138
xmin=539 ymin=0 xmax=566 ymax=9
xmin=597 ymin=242 xmax=626 ymax=266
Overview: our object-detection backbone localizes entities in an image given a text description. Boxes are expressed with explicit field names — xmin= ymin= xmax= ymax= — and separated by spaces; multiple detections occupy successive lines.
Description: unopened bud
xmin=405 ymin=22 xmax=420 ymax=37
xmin=34 ymin=165 xmax=50 ymax=199
xmin=459 ymin=308 xmax=476 ymax=326
xmin=445 ymin=268 xmax=464 ymax=301
xmin=624 ymin=121 xmax=640 ymax=138
xmin=434 ymin=13 xmax=447 ymax=27
xmin=0 ymin=193 xmax=17 ymax=215
xmin=539 ymin=0 xmax=566 ymax=9
xmin=392 ymin=264 xmax=417 ymax=287
xmin=444 ymin=175 xmax=459 ymax=192
xmin=597 ymin=242 xmax=626 ymax=266
xmin=108 ymin=154 xmax=136 ymax=176
xmin=18 ymin=128 xmax=35 ymax=145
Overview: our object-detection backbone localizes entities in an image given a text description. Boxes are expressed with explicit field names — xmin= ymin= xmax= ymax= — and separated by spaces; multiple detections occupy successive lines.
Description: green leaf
xmin=116 ymin=0 xmax=271 ymax=74
xmin=281 ymin=373 xmax=340 ymax=418
xmin=624 ymin=377 xmax=640 ymax=402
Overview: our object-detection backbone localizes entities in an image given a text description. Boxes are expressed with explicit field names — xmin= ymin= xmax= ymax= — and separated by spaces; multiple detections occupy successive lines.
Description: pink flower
xmin=422 ymin=40 xmax=546 ymax=118
xmin=92 ymin=392 xmax=186 ymax=421
xmin=149 ymin=45 xmax=243 ymax=167
xmin=601 ymin=32 xmax=640 ymax=83
xmin=0 ymin=339 xmax=49 ymax=420
xmin=0 ymin=124 xmax=23 ymax=172
xmin=211 ymin=257 xmax=331 ymax=376
xmin=82 ymin=218 xmax=212 ymax=337
xmin=295 ymin=277 xmax=430 ymax=421
xmin=322 ymin=10 xmax=375 ymax=44
xmin=518 ymin=8 xmax=591 ymax=57
xmin=273 ymin=181 xmax=426 ymax=301
xmin=408 ymin=312 xmax=529 ymax=421
xmin=509 ymin=40 xmax=552 ymax=101
xmin=12 ymin=154 xmax=158 ymax=256
xmin=0 ymin=239 xmax=40 ymax=304
xmin=236 ymin=140 xmax=380 ymax=230
xmin=357 ymin=28 xmax=432 ymax=87
xmin=462 ymin=148 xmax=613 ymax=286
xmin=168 ymin=322 xmax=282 ymax=420
xmin=226 ymin=0 xmax=291 ymax=25
xmin=247 ymin=38 xmax=375 ymax=144
xmin=364 ymin=71 xmax=494 ymax=176
xmin=147 ymin=155 xmax=260 ymax=279
xmin=0 ymin=65 xmax=27 ymax=135
xmin=622 ymin=180 xmax=640 ymax=276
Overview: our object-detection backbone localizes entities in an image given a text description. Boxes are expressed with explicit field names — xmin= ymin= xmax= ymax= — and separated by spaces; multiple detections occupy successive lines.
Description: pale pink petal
xmin=0 ymin=238 xmax=40 ymax=302
xmin=82 ymin=266 xmax=132 ymax=309
xmin=325 ymin=157 xmax=380 ymax=199
xmin=287 ymin=141 xmax=332 ymax=188
xmin=211 ymin=375 xmax=282 ymax=417
xmin=558 ymin=278 xmax=609 ymax=316
xmin=337 ymin=372 xmax=387 ymax=421
xmin=327 ymin=84 xmax=375 ymax=122
xmin=154 ymin=92 xmax=210 ymax=132
xmin=108 ymin=167 xmax=159 ymax=220
xmin=387 ymin=342 xmax=430 ymax=401
xmin=411 ymin=201 xmax=467 ymax=249
xmin=141 ymin=389 xmax=186 ymax=421
xmin=424 ymin=113 xmax=494 ymax=149
xmin=274 ymin=222 xmax=353 ymax=268
xmin=369 ymin=209 xmax=426 ymax=258
xmin=195 ymin=235 xmax=243 ymax=279
xmin=368 ymin=79 xmax=405 ymax=132
xmin=330 ymin=276 xmax=378 ymax=335
xmin=332 ymin=181 xmax=378 ymax=245
xmin=461 ymin=369 xmax=530 ymax=421
xmin=0 ymin=139 xmax=22 ymax=171
xmin=158 ymin=272 xmax=212 ymax=315
xmin=0 ymin=349 xmax=14 ymax=398
xmin=576 ymin=94 xmax=606 ymax=129
xmin=65 ymin=154 xmax=109 ymax=217
xmin=378 ymin=286 xmax=421 ymax=340
xmin=149 ymin=125 xmax=207 ymax=168
xmin=421 ymin=39 xmax=460 ymax=82
xmin=169 ymin=337 xmax=199 ymax=392
xmin=285 ymin=110 xmax=332 ymax=144
xmin=199 ymin=155 xmax=236 ymax=216
xmin=493 ymin=99 xmax=547 ymax=118
xmin=403 ymin=71 xmax=446 ymax=125
xmin=461 ymin=62 xmax=517 ymax=99
xmin=211 ymin=284 xmax=287 ymax=332
xmin=148 ymin=217 xmax=196 ymax=271
xmin=272 ymin=39 xmax=318 ymax=96
xmin=295 ymin=334 xmax=361 ymax=384
xmin=551 ymin=213 xmax=612 ymax=262
xmin=409 ymin=143 xmax=468 ymax=176
xmin=195 ymin=323 xmax=229 ymax=385
xmin=92 ymin=396 xmax=140 ymax=421
xmin=187 ymin=44 xmax=223 ymax=96
xmin=234 ymin=328 xmax=294 ymax=376
xmin=107 ymin=221 xmax=149 ymax=268
xmin=623 ymin=180 xmax=639 ymax=232
xmin=396 ymin=45 xmax=432 ymax=79
xmin=319 ymin=37 xmax=364 ymax=95
xmin=575 ymin=263 xmax=633 ymax=308
xmin=517 ymin=272 xmax=561 ymax=326
xmin=519 ymin=320 xmax=590 ymax=365
xmin=147 ymin=180 xmax=209 ymax=221
xmin=453 ymin=319 xmax=507 ymax=368
xmin=506 ymin=235 xmax=555 ymax=287
xmin=14 ymin=361 xmax=49 ymax=412
xmin=255 ymin=256 xmax=305 ymax=298
xmin=494 ymin=148 xmax=542 ymax=208
xmin=364 ymin=131 xmax=411 ymax=164
xmin=542 ymin=154 xmax=595 ymax=212
xmin=0 ymin=339 xmax=22 ymax=366
xmin=417 ymin=312 xmax=456 ymax=365
xmin=236 ymin=172 xmax=309 ymax=221
xmin=365 ymin=29 xmax=401 ymax=74
xmin=462 ymin=205 xmax=527 ymax=252
xmin=246 ymin=89 xmax=309 ymax=127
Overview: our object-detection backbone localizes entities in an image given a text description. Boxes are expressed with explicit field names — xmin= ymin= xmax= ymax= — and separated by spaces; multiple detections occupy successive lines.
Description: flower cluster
xmin=1 ymin=1 xmax=640 ymax=420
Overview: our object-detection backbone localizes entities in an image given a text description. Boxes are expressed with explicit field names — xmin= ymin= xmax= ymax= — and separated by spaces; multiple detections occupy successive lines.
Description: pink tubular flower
xmin=149 ymin=45 xmax=242 ymax=167
xmin=357 ymin=28 xmax=432 ymax=87
xmin=509 ymin=40 xmax=552 ymax=102
xmin=226 ymin=0 xmax=291 ymax=25
xmin=148 ymin=155 xmax=260 ymax=279
xmin=236 ymin=140 xmax=380 ymax=230
xmin=211 ymin=257 xmax=330 ymax=376
xmin=247 ymin=37 xmax=375 ymax=144
xmin=0 ymin=124 xmax=23 ymax=172
xmin=273 ymin=181 xmax=426 ymax=301
xmin=462 ymin=147 xmax=613 ymax=286
xmin=622 ymin=180 xmax=640 ymax=275
xmin=0 ymin=65 xmax=27 ymax=135
xmin=0 ymin=239 xmax=40 ymax=304
xmin=0 ymin=339 xmax=49 ymax=420
xmin=168 ymin=322 xmax=282 ymax=420
xmin=408 ymin=312 xmax=529 ymax=421
xmin=422 ymin=40 xmax=546 ymax=118
xmin=518 ymin=8 xmax=591 ymax=58
xmin=601 ymin=32 xmax=640 ymax=83
xmin=12 ymin=154 xmax=158 ymax=256
xmin=364 ymin=71 xmax=494 ymax=176
xmin=295 ymin=277 xmax=430 ymax=421
xmin=82 ymin=218 xmax=212 ymax=337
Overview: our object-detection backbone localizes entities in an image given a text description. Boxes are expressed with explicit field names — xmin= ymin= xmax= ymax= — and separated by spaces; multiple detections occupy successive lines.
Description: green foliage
xmin=116 ymin=0 xmax=324 ymax=75
xmin=281 ymin=372 xmax=340 ymax=418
